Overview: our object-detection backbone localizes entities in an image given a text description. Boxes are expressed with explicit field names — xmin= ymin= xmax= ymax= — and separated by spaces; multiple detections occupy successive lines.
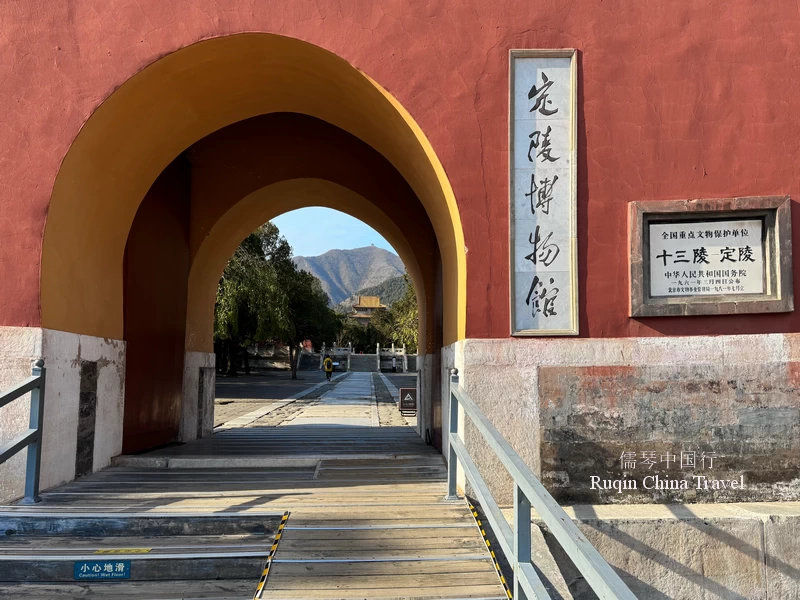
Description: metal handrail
xmin=447 ymin=368 xmax=637 ymax=600
xmin=0 ymin=359 xmax=46 ymax=504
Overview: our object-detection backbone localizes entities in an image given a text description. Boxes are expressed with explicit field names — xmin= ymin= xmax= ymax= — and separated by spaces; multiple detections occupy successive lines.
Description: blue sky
xmin=271 ymin=207 xmax=397 ymax=257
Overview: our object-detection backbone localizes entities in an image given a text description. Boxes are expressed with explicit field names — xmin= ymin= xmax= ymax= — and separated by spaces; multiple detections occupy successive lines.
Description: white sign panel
xmin=510 ymin=50 xmax=578 ymax=335
xmin=649 ymin=220 xmax=764 ymax=297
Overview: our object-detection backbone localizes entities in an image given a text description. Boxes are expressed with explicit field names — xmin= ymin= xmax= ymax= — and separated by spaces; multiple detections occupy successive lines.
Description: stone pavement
xmin=116 ymin=372 xmax=418 ymax=466
xmin=214 ymin=371 xmax=331 ymax=426
xmin=283 ymin=372 xmax=377 ymax=427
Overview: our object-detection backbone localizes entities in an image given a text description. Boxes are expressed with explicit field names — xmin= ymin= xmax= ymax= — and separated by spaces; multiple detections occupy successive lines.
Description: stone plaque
xmin=509 ymin=50 xmax=578 ymax=336
xmin=648 ymin=219 xmax=764 ymax=297
xmin=629 ymin=196 xmax=793 ymax=317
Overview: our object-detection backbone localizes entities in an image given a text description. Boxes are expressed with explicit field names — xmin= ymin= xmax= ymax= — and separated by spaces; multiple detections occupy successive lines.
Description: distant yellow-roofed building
xmin=350 ymin=295 xmax=386 ymax=324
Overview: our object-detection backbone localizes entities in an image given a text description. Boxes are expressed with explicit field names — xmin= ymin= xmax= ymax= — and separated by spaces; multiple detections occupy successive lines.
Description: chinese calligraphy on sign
xmin=511 ymin=50 xmax=578 ymax=335
xmin=628 ymin=197 xmax=794 ymax=317
xmin=649 ymin=220 xmax=764 ymax=296
xmin=73 ymin=560 xmax=131 ymax=580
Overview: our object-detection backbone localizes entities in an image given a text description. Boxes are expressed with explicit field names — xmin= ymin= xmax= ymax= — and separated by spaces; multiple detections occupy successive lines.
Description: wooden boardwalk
xmin=0 ymin=373 xmax=507 ymax=599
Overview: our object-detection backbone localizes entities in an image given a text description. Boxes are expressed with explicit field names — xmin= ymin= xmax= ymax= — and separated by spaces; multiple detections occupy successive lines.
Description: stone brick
xmin=765 ymin=516 xmax=800 ymax=599
xmin=538 ymin=364 xmax=800 ymax=503
xmin=543 ymin=516 xmax=768 ymax=599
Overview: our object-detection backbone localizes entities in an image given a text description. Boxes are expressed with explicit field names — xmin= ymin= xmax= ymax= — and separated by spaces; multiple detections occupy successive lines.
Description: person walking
xmin=392 ymin=356 xmax=397 ymax=373
xmin=323 ymin=355 xmax=333 ymax=381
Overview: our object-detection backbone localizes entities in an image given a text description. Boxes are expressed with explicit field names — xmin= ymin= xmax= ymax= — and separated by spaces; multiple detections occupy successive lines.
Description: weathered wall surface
xmin=179 ymin=351 xmax=216 ymax=442
xmin=0 ymin=327 xmax=124 ymax=503
xmin=538 ymin=503 xmax=800 ymax=600
xmin=454 ymin=335 xmax=800 ymax=504
xmin=0 ymin=327 xmax=43 ymax=502
xmin=540 ymin=363 xmax=800 ymax=504
xmin=41 ymin=330 xmax=125 ymax=490
xmin=2 ymin=1 xmax=800 ymax=340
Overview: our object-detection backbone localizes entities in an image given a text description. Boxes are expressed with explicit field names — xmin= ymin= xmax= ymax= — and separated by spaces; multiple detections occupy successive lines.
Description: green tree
xmin=282 ymin=268 xmax=339 ymax=379
xmin=368 ymin=306 xmax=394 ymax=346
xmin=215 ymin=221 xmax=343 ymax=378
xmin=389 ymin=273 xmax=419 ymax=353
xmin=257 ymin=222 xmax=340 ymax=378
xmin=214 ymin=229 xmax=288 ymax=376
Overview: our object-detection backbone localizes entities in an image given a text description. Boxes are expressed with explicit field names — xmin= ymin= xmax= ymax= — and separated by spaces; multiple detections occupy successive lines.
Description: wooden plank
xmin=267 ymin=569 xmax=502 ymax=590
xmin=274 ymin=547 xmax=488 ymax=559
xmin=285 ymin=506 xmax=468 ymax=517
xmin=286 ymin=519 xmax=473 ymax=527
xmin=259 ymin=584 xmax=508 ymax=598
xmin=41 ymin=492 xmax=451 ymax=501
xmin=275 ymin=537 xmax=486 ymax=551
xmin=318 ymin=458 xmax=446 ymax=467
xmin=278 ymin=527 xmax=477 ymax=541
xmin=264 ymin=559 xmax=498 ymax=577
xmin=38 ymin=496 xmax=453 ymax=508
xmin=48 ymin=478 xmax=446 ymax=490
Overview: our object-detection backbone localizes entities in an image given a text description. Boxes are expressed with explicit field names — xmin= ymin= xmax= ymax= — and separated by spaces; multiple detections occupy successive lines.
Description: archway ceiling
xmin=181 ymin=113 xmax=438 ymax=353
xmin=186 ymin=178 xmax=434 ymax=354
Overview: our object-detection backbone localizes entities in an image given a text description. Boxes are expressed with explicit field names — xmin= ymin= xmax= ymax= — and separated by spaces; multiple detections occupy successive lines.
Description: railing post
xmin=20 ymin=359 xmax=45 ymax=505
xmin=514 ymin=483 xmax=532 ymax=599
xmin=446 ymin=368 xmax=460 ymax=500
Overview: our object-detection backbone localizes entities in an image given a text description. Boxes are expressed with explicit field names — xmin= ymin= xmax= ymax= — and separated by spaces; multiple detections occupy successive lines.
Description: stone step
xmin=0 ymin=550 xmax=266 ymax=582
xmin=348 ymin=355 xmax=378 ymax=372
xmin=0 ymin=513 xmax=283 ymax=584
xmin=0 ymin=511 xmax=283 ymax=537
xmin=0 ymin=580 xmax=257 ymax=599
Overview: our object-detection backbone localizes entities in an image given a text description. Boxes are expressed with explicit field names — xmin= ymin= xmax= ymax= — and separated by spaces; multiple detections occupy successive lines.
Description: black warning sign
xmin=398 ymin=387 xmax=417 ymax=414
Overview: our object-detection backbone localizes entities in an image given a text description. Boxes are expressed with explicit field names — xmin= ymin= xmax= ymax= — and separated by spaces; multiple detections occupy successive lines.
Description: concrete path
xmin=284 ymin=372 xmax=376 ymax=427
xmin=214 ymin=371 xmax=333 ymax=426
xmin=112 ymin=372 xmax=424 ymax=466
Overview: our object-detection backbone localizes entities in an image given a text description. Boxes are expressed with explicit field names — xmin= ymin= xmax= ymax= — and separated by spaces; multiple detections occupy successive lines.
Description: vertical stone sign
xmin=510 ymin=50 xmax=578 ymax=336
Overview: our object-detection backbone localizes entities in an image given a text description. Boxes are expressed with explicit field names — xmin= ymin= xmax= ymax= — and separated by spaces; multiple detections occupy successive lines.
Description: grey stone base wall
xmin=445 ymin=334 xmax=800 ymax=505
xmin=0 ymin=327 xmax=125 ymax=503
xmin=179 ymin=351 xmax=216 ymax=442
xmin=538 ymin=503 xmax=800 ymax=600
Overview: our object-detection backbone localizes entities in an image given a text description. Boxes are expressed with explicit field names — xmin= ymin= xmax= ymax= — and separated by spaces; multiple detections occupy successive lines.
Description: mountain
xmin=336 ymin=275 xmax=408 ymax=312
xmin=293 ymin=246 xmax=405 ymax=305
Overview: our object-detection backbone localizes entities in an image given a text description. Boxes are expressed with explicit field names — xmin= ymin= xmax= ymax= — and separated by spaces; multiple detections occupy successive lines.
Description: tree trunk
xmin=226 ymin=341 xmax=239 ymax=377
xmin=289 ymin=344 xmax=299 ymax=380
xmin=217 ymin=350 xmax=227 ymax=375
xmin=244 ymin=350 xmax=250 ymax=375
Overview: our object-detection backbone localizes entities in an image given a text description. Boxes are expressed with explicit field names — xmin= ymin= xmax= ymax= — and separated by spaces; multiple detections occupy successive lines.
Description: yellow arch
xmin=186 ymin=178 xmax=433 ymax=354
xmin=41 ymin=33 xmax=465 ymax=344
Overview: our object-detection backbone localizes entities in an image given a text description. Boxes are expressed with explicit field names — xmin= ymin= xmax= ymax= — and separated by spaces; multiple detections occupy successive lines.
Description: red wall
xmin=2 ymin=1 xmax=800 ymax=339
xmin=123 ymin=157 xmax=191 ymax=452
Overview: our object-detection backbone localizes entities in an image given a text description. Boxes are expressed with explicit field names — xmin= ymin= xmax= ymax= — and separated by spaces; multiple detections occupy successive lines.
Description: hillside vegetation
xmin=292 ymin=246 xmax=405 ymax=305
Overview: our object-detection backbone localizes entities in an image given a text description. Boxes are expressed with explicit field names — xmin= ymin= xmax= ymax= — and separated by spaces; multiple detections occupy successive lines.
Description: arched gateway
xmin=38 ymin=33 xmax=466 ymax=467
xmin=4 ymin=4 xmax=800 ymax=597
